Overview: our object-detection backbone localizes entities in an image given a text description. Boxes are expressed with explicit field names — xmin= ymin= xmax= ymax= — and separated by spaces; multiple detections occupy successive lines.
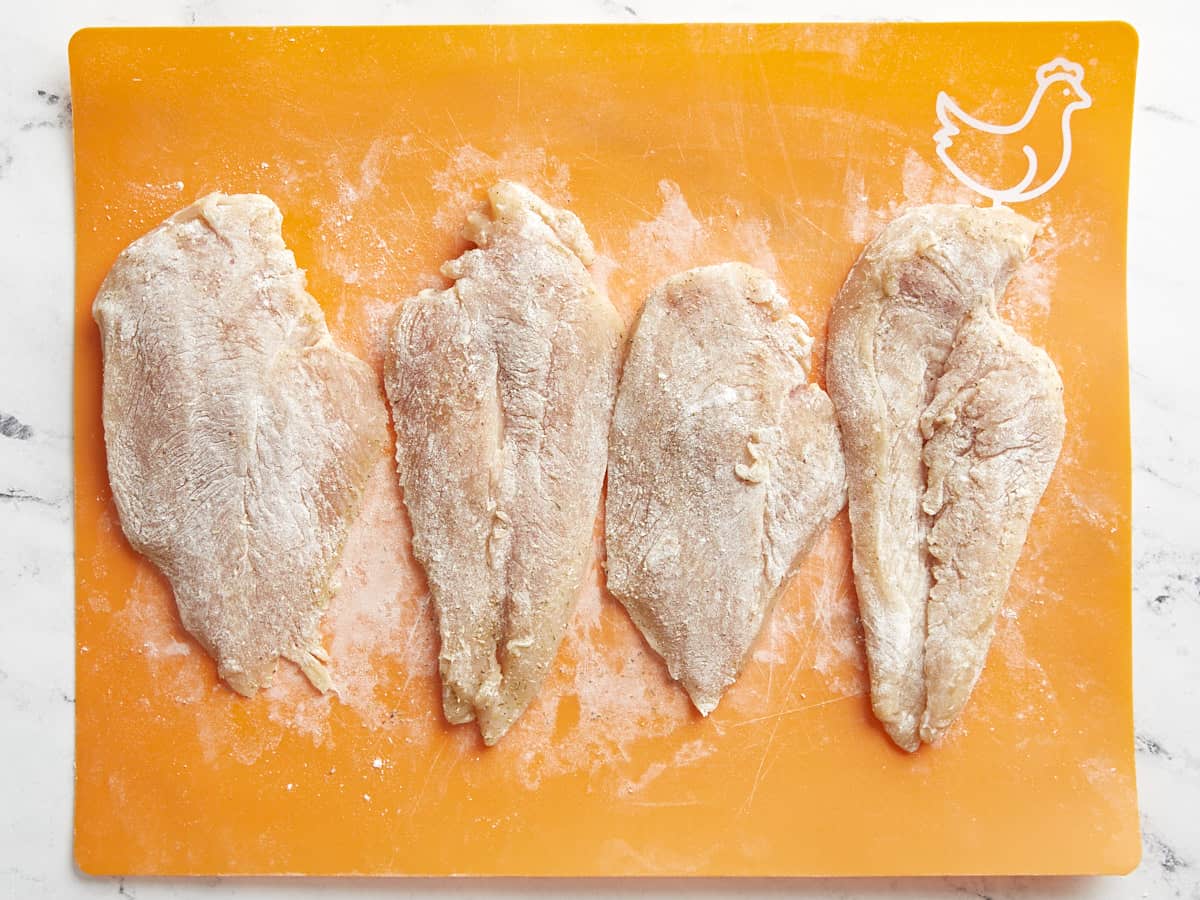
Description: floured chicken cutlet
xmin=94 ymin=192 xmax=386 ymax=696
xmin=385 ymin=181 xmax=623 ymax=745
xmin=606 ymin=263 xmax=846 ymax=715
xmin=826 ymin=204 xmax=1065 ymax=751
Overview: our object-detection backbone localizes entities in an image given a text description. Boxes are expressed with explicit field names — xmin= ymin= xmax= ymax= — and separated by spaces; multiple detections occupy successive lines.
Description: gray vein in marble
xmin=0 ymin=412 xmax=33 ymax=440
xmin=1141 ymin=567 xmax=1200 ymax=613
xmin=184 ymin=1 xmax=217 ymax=27
xmin=1137 ymin=733 xmax=1174 ymax=759
xmin=1143 ymin=829 xmax=1190 ymax=878
xmin=1141 ymin=103 xmax=1196 ymax=126
xmin=19 ymin=89 xmax=71 ymax=132
xmin=1138 ymin=463 xmax=1200 ymax=498
xmin=598 ymin=0 xmax=639 ymax=15
xmin=0 ymin=488 xmax=59 ymax=506
xmin=1137 ymin=730 xmax=1200 ymax=775
xmin=1 ymin=867 xmax=47 ymax=890
xmin=948 ymin=883 xmax=995 ymax=900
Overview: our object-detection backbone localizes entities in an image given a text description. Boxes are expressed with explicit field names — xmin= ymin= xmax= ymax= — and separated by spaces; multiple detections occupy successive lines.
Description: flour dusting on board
xmin=625 ymin=180 xmax=705 ymax=275
xmin=619 ymin=739 xmax=718 ymax=797
xmin=766 ymin=521 xmax=864 ymax=697
xmin=324 ymin=462 xmax=438 ymax=726
xmin=602 ymin=179 xmax=780 ymax=322
xmin=430 ymin=144 xmax=572 ymax=232
xmin=502 ymin=530 xmax=699 ymax=792
xmin=729 ymin=210 xmax=782 ymax=279
xmin=306 ymin=136 xmax=424 ymax=293
xmin=261 ymin=460 xmax=440 ymax=745
xmin=730 ymin=518 xmax=866 ymax=717
xmin=112 ymin=566 xmax=284 ymax=766
xmin=843 ymin=150 xmax=977 ymax=245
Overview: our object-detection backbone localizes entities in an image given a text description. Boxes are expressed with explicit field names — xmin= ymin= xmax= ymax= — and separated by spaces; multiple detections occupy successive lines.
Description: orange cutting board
xmin=70 ymin=22 xmax=1139 ymax=876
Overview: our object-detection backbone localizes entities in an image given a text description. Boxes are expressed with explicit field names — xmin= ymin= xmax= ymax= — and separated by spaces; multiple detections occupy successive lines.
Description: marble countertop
xmin=2 ymin=0 xmax=1196 ymax=897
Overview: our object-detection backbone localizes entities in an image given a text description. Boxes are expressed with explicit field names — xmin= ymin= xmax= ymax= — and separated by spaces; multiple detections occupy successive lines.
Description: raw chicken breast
xmin=606 ymin=263 xmax=846 ymax=715
xmin=94 ymin=192 xmax=386 ymax=696
xmin=918 ymin=308 xmax=1065 ymax=743
xmin=826 ymin=204 xmax=1064 ymax=751
xmin=385 ymin=182 xmax=623 ymax=745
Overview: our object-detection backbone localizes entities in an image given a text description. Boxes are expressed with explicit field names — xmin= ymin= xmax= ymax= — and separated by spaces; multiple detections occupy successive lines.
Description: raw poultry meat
xmin=606 ymin=263 xmax=846 ymax=715
xmin=385 ymin=181 xmax=623 ymax=745
xmin=826 ymin=204 xmax=1064 ymax=751
xmin=94 ymin=192 xmax=386 ymax=696
xmin=918 ymin=307 xmax=1066 ymax=743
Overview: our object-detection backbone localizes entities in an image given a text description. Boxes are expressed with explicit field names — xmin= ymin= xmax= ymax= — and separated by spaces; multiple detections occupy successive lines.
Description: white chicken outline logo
xmin=933 ymin=57 xmax=1093 ymax=206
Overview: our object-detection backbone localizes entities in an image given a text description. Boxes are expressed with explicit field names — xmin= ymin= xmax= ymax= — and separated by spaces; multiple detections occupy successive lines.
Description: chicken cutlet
xmin=606 ymin=263 xmax=846 ymax=715
xmin=385 ymin=181 xmax=623 ymax=745
xmin=94 ymin=192 xmax=386 ymax=696
xmin=918 ymin=306 xmax=1065 ymax=743
xmin=826 ymin=204 xmax=1064 ymax=751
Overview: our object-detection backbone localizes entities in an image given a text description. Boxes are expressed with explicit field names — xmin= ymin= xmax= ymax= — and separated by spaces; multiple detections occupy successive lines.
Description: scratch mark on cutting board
xmin=445 ymin=108 xmax=467 ymax=146
xmin=627 ymin=798 xmax=701 ymax=808
xmin=409 ymin=735 xmax=450 ymax=813
xmin=755 ymin=57 xmax=799 ymax=202
xmin=617 ymin=194 xmax=657 ymax=218
xmin=731 ymin=692 xmax=862 ymax=729
xmin=794 ymin=208 xmax=836 ymax=245
xmin=738 ymin=648 xmax=814 ymax=818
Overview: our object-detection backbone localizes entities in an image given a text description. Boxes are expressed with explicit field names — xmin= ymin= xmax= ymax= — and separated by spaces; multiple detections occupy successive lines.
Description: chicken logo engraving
xmin=934 ymin=57 xmax=1092 ymax=206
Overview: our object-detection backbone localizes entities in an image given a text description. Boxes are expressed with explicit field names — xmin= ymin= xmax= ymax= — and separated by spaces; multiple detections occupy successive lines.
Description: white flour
xmin=430 ymin=144 xmax=573 ymax=232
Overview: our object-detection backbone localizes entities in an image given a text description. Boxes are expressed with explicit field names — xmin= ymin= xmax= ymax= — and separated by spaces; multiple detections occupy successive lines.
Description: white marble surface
xmin=1 ymin=0 xmax=1197 ymax=897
